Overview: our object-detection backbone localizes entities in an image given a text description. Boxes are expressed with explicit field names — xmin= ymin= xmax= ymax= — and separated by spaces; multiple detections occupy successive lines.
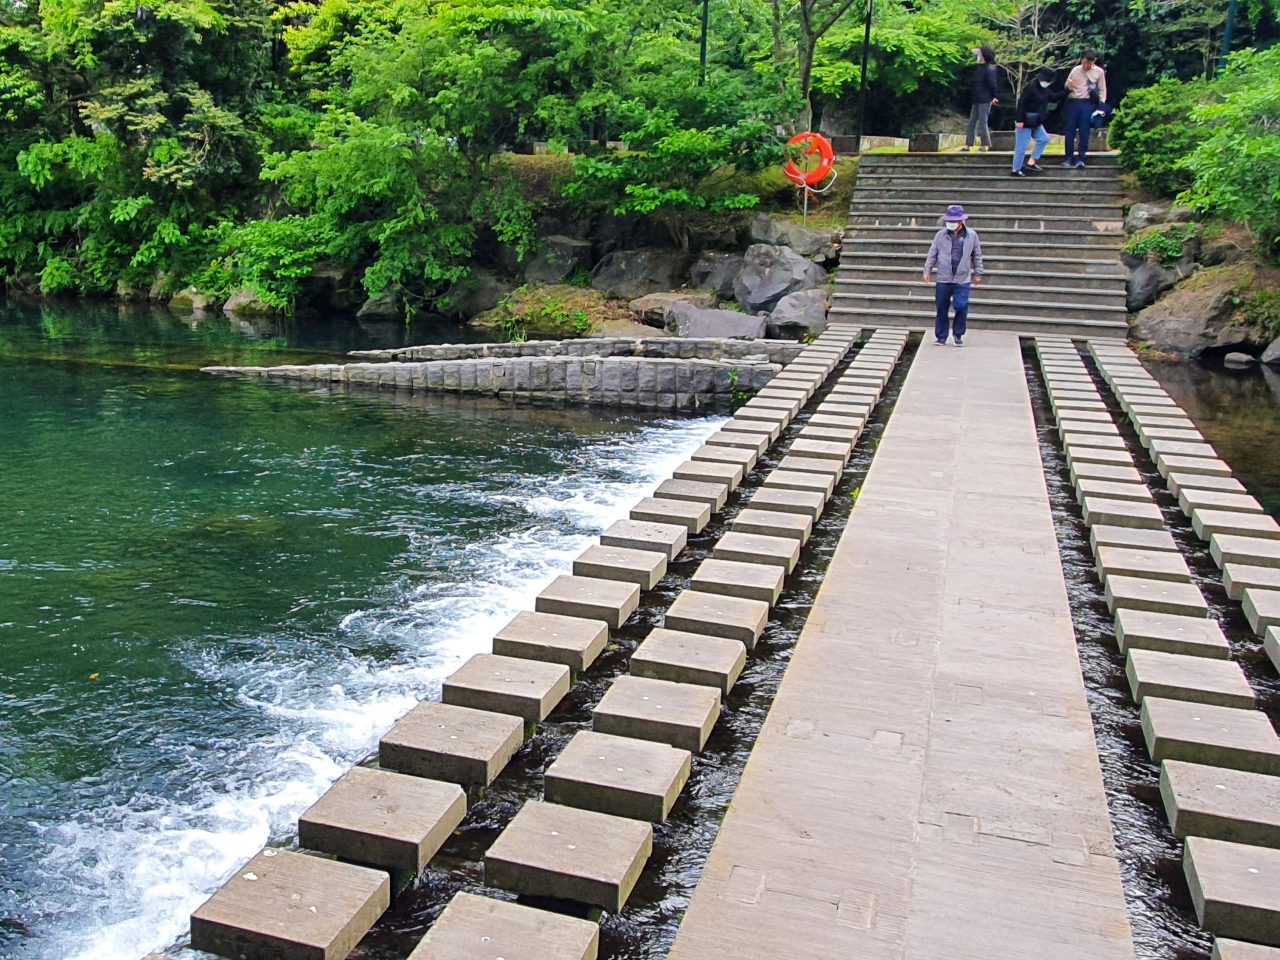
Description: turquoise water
xmin=0 ymin=302 xmax=721 ymax=959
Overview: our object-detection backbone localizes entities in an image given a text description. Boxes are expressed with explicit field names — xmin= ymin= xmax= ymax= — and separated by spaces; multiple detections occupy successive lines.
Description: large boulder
xmin=1125 ymin=202 xmax=1171 ymax=234
xmin=524 ymin=236 xmax=595 ymax=285
xmin=356 ymin=287 xmax=403 ymax=320
xmin=168 ymin=286 xmax=212 ymax=313
xmin=1130 ymin=265 xmax=1257 ymax=357
xmin=591 ymin=248 xmax=692 ymax=300
xmin=665 ymin=301 xmax=765 ymax=339
xmin=1262 ymin=336 xmax=1280 ymax=366
xmin=1224 ymin=351 xmax=1257 ymax=368
xmin=628 ymin=290 xmax=717 ymax=327
xmin=748 ymin=214 xmax=841 ymax=262
xmin=734 ymin=244 xmax=827 ymax=314
xmin=1201 ymin=223 xmax=1256 ymax=267
xmin=690 ymin=252 xmax=744 ymax=299
xmin=1127 ymin=261 xmax=1182 ymax=312
xmin=441 ymin=268 xmax=517 ymax=318
xmin=223 ymin=288 xmax=276 ymax=316
xmin=767 ymin=288 xmax=829 ymax=338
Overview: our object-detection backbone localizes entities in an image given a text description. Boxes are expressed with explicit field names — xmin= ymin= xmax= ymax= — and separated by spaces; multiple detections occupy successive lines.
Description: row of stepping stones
xmin=187 ymin=323 xmax=909 ymax=960
xmin=1033 ymin=336 xmax=1280 ymax=958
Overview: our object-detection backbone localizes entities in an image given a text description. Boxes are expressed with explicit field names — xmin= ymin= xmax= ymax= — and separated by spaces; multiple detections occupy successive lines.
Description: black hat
xmin=1036 ymin=67 xmax=1056 ymax=82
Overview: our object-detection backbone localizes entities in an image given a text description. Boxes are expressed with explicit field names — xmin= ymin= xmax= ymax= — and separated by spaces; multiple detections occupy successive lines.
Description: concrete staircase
xmin=833 ymin=153 xmax=1130 ymax=338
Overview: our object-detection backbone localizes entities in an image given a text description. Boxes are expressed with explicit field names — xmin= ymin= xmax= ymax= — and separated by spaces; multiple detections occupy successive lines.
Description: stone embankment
xmin=204 ymin=337 xmax=804 ymax=410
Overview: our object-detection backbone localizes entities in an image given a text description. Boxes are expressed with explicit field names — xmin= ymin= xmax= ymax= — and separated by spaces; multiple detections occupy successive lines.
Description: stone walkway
xmin=668 ymin=332 xmax=1136 ymax=960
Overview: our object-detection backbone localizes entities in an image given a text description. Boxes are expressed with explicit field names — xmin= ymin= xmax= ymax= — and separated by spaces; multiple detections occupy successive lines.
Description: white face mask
xmin=1039 ymin=80 xmax=1051 ymax=88
xmin=975 ymin=49 xmax=983 ymax=61
xmin=945 ymin=221 xmax=961 ymax=232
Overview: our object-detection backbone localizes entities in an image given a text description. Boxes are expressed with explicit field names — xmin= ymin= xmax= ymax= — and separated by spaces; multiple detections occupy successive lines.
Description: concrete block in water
xmin=1096 ymin=546 xmax=1191 ymax=584
xmin=494 ymin=609 xmax=611 ymax=671
xmin=665 ymin=589 xmax=770 ymax=648
xmin=1105 ymin=575 xmax=1208 ymax=617
xmin=691 ymin=443 xmax=756 ymax=473
xmin=1070 ymin=462 xmax=1144 ymax=486
xmin=1167 ymin=473 xmax=1246 ymax=498
xmin=1054 ymin=408 xmax=1112 ymax=424
xmin=787 ymin=437 xmax=853 ymax=463
xmin=1212 ymin=535 xmax=1280 ymax=570
xmin=1058 ymin=419 xmax=1120 ymax=437
xmin=1158 ymin=453 xmax=1233 ymax=479
xmin=1066 ymin=444 xmax=1133 ymax=468
xmin=1142 ymin=697 xmax=1280 ymax=774
xmin=1141 ymin=428 xmax=1204 ymax=449
xmin=298 ymin=767 xmax=465 ymax=873
xmin=407 ymin=892 xmax=598 ymax=960
xmin=1214 ymin=940 xmax=1280 ymax=960
xmin=443 ymin=654 xmax=571 ymax=723
xmin=762 ymin=469 xmax=835 ymax=499
xmin=630 ymin=496 xmax=711 ymax=534
xmin=536 ymin=574 xmax=639 ymax=630
xmin=1243 ymin=588 xmax=1280 ymax=636
xmin=722 ymin=418 xmax=780 ymax=444
xmin=733 ymin=405 xmax=792 ymax=428
xmin=600 ymin=518 xmax=686 ymax=561
xmin=379 ymin=701 xmax=523 ymax=787
xmin=703 ymin=429 xmax=768 ymax=455
xmin=1075 ymin=478 xmax=1154 ymax=505
xmin=1185 ymin=837 xmax=1280 ymax=946
xmin=1160 ymin=761 xmax=1280 ymax=847
xmin=1063 ymin=432 xmax=1127 ymax=450
xmin=776 ymin=455 xmax=843 ymax=478
xmin=1268 ymin=626 xmax=1280 ymax=674
xmin=690 ymin=558 xmax=784 ymax=606
xmin=631 ymin=627 xmax=746 ymax=695
xmin=1115 ymin=609 xmax=1230 ymax=659
xmin=593 ymin=675 xmax=721 ymax=753
xmin=674 ymin=459 xmax=744 ymax=490
xmin=799 ymin=425 xmax=859 ymax=444
xmin=1091 ymin=525 xmax=1179 ymax=553
xmin=1223 ymin=564 xmax=1280 ymax=601
xmin=729 ymin=508 xmax=812 ymax=543
xmin=806 ymin=413 xmax=864 ymax=434
xmin=714 ymin=531 xmax=800 ymax=573
xmin=190 ymin=848 xmax=389 ymax=960
xmin=1081 ymin=496 xmax=1163 ymax=530
xmin=1195 ymin=510 xmax=1280 ymax=543
xmin=485 ymin=801 xmax=652 ymax=912
xmin=749 ymin=487 xmax=825 ymax=520
xmin=1125 ymin=649 xmax=1255 ymax=708
xmin=545 ymin=730 xmax=691 ymax=823
xmin=655 ymin=478 xmax=729 ymax=512
xmin=1150 ymin=438 xmax=1218 ymax=460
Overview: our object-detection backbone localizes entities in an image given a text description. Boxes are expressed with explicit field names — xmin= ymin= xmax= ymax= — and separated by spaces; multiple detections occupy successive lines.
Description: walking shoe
xmin=1009 ymin=168 xmax=1025 ymax=177
xmin=959 ymin=146 xmax=971 ymax=152
xmin=1074 ymin=160 xmax=1087 ymax=169
xmin=954 ymin=337 xmax=964 ymax=346
xmin=935 ymin=338 xmax=946 ymax=345
xmin=978 ymin=145 xmax=989 ymax=152
xmin=1060 ymin=158 xmax=1075 ymax=166
xmin=1023 ymin=162 xmax=1044 ymax=174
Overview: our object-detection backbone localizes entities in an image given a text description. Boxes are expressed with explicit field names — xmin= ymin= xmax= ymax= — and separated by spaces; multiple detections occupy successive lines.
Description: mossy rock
xmin=473 ymin=284 xmax=632 ymax=340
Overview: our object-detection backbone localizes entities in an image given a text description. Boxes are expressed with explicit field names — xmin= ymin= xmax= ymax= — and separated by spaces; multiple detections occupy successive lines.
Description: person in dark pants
xmin=962 ymin=46 xmax=1000 ymax=151
xmin=1062 ymin=50 xmax=1107 ymax=168
xmin=922 ymin=204 xmax=983 ymax=346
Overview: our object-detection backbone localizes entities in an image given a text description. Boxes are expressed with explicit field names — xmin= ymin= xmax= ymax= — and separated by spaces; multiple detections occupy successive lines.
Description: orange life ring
xmin=782 ymin=132 xmax=835 ymax=187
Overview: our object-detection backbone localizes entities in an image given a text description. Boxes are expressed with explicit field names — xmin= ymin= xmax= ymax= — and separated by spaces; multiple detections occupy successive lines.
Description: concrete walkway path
xmin=669 ymin=333 xmax=1135 ymax=960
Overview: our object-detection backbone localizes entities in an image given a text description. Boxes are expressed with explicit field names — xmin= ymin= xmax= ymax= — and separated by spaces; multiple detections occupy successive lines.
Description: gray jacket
xmin=923 ymin=227 xmax=984 ymax=284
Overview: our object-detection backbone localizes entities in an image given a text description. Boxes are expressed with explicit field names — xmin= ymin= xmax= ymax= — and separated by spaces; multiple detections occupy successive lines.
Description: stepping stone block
xmin=544 ymin=730 xmax=692 ymax=822
xmin=298 ymin=767 xmax=465 ymax=873
xmin=777 ymin=455 xmax=844 ymax=478
xmin=191 ymin=848 xmax=390 ymax=960
xmin=380 ymin=701 xmax=523 ymax=787
xmin=1058 ymin=420 xmax=1120 ymax=436
xmin=1168 ymin=473 xmax=1247 ymax=498
xmin=407 ymin=892 xmax=598 ymax=960
xmin=630 ymin=496 xmax=711 ymax=534
xmin=1081 ymin=496 xmax=1164 ymax=530
xmin=1185 ymin=837 xmax=1280 ymax=946
xmin=494 ymin=609 xmax=611 ymax=671
xmin=723 ymin=418 xmax=780 ymax=443
xmin=1062 ymin=432 xmax=1126 ymax=450
xmin=1070 ymin=461 xmax=1144 ymax=486
xmin=692 ymin=443 xmax=756 ymax=472
xmin=1160 ymin=761 xmax=1280 ymax=847
xmin=1224 ymin=564 xmax=1280 ymax=601
xmin=655 ymin=477 xmax=729 ymax=512
xmin=815 ymin=403 xmax=870 ymax=423
xmin=1150 ymin=439 xmax=1218 ymax=459
xmin=805 ymin=414 xmax=863 ymax=434
xmin=1091 ymin=524 xmax=1180 ymax=554
xmin=443 ymin=654 xmax=571 ymax=723
xmin=750 ymin=487 xmax=825 ymax=520
xmin=593 ymin=675 xmax=721 ymax=753
xmin=1267 ymin=626 xmax=1280 ymax=674
xmin=729 ymin=508 xmax=812 ymax=543
xmin=740 ymin=395 xmax=800 ymax=413
xmin=1158 ymin=454 xmax=1233 ymax=479
xmin=631 ymin=627 xmax=746 ymax=695
xmin=1105 ymin=575 xmax=1208 ymax=617
xmin=1141 ymin=697 xmax=1280 ymax=774
xmin=1195 ymin=510 xmax=1280 ymax=543
xmin=1142 ymin=428 xmax=1203 ymax=447
xmin=1076 ymin=478 xmax=1154 ymax=504
xmin=1115 ymin=609 xmax=1231 ymax=659
xmin=762 ymin=469 xmax=835 ymax=498
xmin=1096 ymin=546 xmax=1191 ymax=583
xmin=1066 ymin=445 xmax=1133 ymax=467
xmin=1125 ymin=649 xmax=1255 ymax=708
xmin=573 ymin=545 xmax=667 ymax=591
xmin=536 ymin=574 xmax=640 ymax=630
xmin=714 ymin=531 xmax=800 ymax=573
xmin=600 ymin=518 xmax=686 ymax=561
xmin=1214 ymin=939 xmax=1280 ymax=960
xmin=800 ymin=425 xmax=860 ymax=444
xmin=485 ymin=801 xmax=652 ymax=912
xmin=674 ymin=459 xmax=744 ymax=489
xmin=1212 ymin=535 xmax=1280 ymax=570
xmin=690 ymin=558 xmax=784 ymax=606
xmin=704 ymin=430 xmax=768 ymax=455
xmin=665 ymin=588 xmax=770 ymax=648
xmin=1244 ymin=588 xmax=1280 ymax=636
xmin=734 ymin=405 xmax=791 ymax=427
xmin=1055 ymin=408 xmax=1113 ymax=423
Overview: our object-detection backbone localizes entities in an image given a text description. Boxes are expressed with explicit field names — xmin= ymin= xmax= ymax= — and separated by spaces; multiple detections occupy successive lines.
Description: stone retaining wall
xmin=350 ymin=337 xmax=804 ymax=365
xmin=204 ymin=355 xmax=783 ymax=410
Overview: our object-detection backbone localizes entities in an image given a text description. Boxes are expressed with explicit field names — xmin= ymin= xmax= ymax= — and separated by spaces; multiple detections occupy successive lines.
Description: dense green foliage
xmin=1110 ymin=79 xmax=1208 ymax=195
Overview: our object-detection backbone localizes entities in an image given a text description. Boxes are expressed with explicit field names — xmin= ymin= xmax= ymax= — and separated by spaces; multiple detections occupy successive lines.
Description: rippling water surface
xmin=0 ymin=302 xmax=720 ymax=960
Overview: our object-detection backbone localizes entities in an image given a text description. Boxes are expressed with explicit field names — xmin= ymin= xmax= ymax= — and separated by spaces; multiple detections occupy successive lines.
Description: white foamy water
xmin=9 ymin=415 xmax=721 ymax=960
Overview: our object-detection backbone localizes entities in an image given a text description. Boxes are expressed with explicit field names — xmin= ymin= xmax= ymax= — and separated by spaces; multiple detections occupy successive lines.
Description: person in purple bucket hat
xmin=922 ymin=203 xmax=983 ymax=346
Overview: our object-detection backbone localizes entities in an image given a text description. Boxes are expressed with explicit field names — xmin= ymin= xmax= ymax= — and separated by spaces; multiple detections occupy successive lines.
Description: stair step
xmin=838 ymin=250 xmax=1125 ymax=270
xmin=832 ymin=290 xmax=1125 ymax=318
xmin=859 ymin=153 xmax=1119 ymax=166
xmin=834 ymin=279 xmax=1125 ymax=303
xmin=848 ymin=213 xmax=1122 ymax=232
xmin=828 ymin=305 xmax=1128 ymax=334
xmin=851 ymin=188 xmax=1121 ymax=207
xmin=845 ymin=225 xmax=1122 ymax=248
xmin=855 ymin=173 xmax=1125 ymax=190
xmin=838 ymin=265 xmax=1126 ymax=288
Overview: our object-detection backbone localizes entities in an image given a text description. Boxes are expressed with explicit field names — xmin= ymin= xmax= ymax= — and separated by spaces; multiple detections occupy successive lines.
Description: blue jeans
xmin=1064 ymin=99 xmax=1094 ymax=162
xmin=935 ymin=282 xmax=970 ymax=341
xmin=1012 ymin=124 xmax=1049 ymax=171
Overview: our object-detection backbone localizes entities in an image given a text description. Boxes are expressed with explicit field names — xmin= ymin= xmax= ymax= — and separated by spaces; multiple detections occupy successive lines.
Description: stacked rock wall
xmin=350 ymin=337 xmax=803 ymax=365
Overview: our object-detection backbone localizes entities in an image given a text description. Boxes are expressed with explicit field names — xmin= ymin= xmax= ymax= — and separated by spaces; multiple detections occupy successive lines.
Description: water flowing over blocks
xmin=1185 ymin=838 xmax=1280 ymax=946
xmin=536 ymin=574 xmax=640 ymax=630
xmin=1195 ymin=510 xmax=1280 ymax=543
xmin=484 ymin=801 xmax=653 ymax=912
xmin=600 ymin=519 xmax=686 ymax=561
xmin=1214 ymin=939 xmax=1280 ymax=960
xmin=1224 ymin=564 xmax=1280 ymax=601
xmin=665 ymin=589 xmax=770 ymax=647
xmin=1159 ymin=453 xmax=1233 ymax=479
xmin=1091 ymin=524 xmax=1180 ymax=554
xmin=631 ymin=627 xmax=746 ymax=695
xmin=1067 ymin=444 xmax=1133 ymax=467
xmin=1124 ymin=649 xmax=1255 ymax=708
xmin=714 ymin=531 xmax=801 ymax=573
xmin=1141 ymin=698 xmax=1280 ymax=774
xmin=1076 ymin=478 xmax=1155 ymax=504
xmin=704 ymin=429 xmax=769 ymax=456
xmin=1071 ymin=462 xmax=1144 ymax=486
xmin=190 ymin=848 xmax=390 ymax=960
xmin=689 ymin=558 xmax=784 ymax=606
xmin=443 ymin=654 xmax=571 ymax=723
xmin=379 ymin=701 xmax=523 ymax=787
xmin=1096 ymin=546 xmax=1192 ymax=583
xmin=692 ymin=442 xmax=756 ymax=473
xmin=544 ymin=730 xmax=692 ymax=822
xmin=593 ymin=674 xmax=721 ymax=753
xmin=1160 ymin=761 xmax=1280 ymax=847
xmin=1082 ymin=496 xmax=1164 ymax=530
xmin=407 ymin=892 xmax=599 ymax=960
xmin=629 ymin=496 xmax=711 ymax=534
xmin=1115 ymin=609 xmax=1231 ymax=659
xmin=674 ymin=459 xmax=744 ymax=490
xmin=777 ymin=455 xmax=844 ymax=479
xmin=298 ymin=767 xmax=465 ymax=873
xmin=750 ymin=487 xmax=826 ymax=520
xmin=655 ymin=478 xmax=729 ymax=512
xmin=729 ymin=508 xmax=812 ymax=543
xmin=1105 ymin=575 xmax=1209 ymax=617
xmin=762 ymin=469 xmax=836 ymax=499
xmin=1168 ymin=473 xmax=1247 ymax=498
xmin=1243 ymin=588 xmax=1280 ymax=636
xmin=494 ymin=609 xmax=611 ymax=671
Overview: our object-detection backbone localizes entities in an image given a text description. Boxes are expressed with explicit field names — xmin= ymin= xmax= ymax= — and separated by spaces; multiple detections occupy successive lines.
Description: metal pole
xmin=1215 ymin=0 xmax=1238 ymax=77
xmin=700 ymin=0 xmax=710 ymax=86
xmin=852 ymin=0 xmax=873 ymax=154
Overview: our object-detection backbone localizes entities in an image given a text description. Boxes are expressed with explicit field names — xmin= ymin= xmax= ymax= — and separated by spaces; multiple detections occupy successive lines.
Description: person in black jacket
xmin=963 ymin=47 xmax=1000 ymax=151
xmin=1011 ymin=66 xmax=1063 ymax=177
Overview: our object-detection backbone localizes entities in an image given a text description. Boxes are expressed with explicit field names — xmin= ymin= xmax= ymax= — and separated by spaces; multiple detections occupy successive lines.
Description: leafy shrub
xmin=1111 ymin=78 xmax=1209 ymax=195
xmin=1124 ymin=223 xmax=1199 ymax=264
